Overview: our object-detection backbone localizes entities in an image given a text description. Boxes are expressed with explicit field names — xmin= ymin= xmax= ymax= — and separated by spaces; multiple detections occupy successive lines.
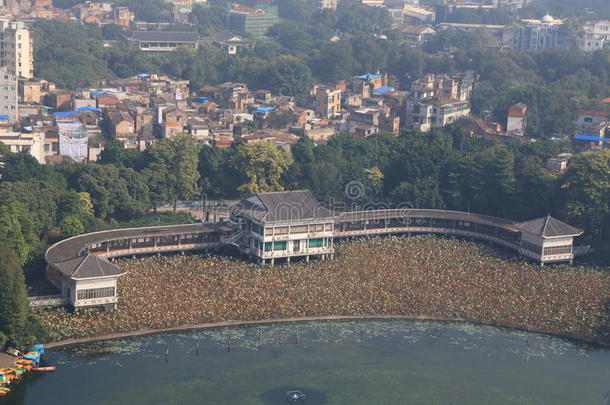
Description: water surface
xmin=2 ymin=320 xmax=610 ymax=405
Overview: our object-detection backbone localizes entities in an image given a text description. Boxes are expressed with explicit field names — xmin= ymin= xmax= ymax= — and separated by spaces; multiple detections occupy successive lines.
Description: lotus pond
xmin=2 ymin=320 xmax=610 ymax=405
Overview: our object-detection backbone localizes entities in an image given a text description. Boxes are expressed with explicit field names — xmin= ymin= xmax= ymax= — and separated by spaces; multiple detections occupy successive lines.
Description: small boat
xmin=31 ymin=367 xmax=55 ymax=372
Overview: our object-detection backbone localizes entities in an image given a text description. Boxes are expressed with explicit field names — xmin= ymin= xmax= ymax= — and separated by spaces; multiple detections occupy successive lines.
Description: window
xmin=77 ymin=287 xmax=115 ymax=300
xmin=273 ymin=241 xmax=286 ymax=251
xmin=543 ymin=245 xmax=572 ymax=256
xmin=584 ymin=117 xmax=593 ymax=123
xmin=308 ymin=238 xmax=324 ymax=248
xmin=264 ymin=242 xmax=272 ymax=251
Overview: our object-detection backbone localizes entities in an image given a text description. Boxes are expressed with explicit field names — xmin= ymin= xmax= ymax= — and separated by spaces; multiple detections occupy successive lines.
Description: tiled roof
xmin=517 ymin=215 xmax=582 ymax=238
xmin=53 ymin=254 xmax=125 ymax=279
xmin=131 ymin=31 xmax=199 ymax=42
xmin=233 ymin=190 xmax=337 ymax=223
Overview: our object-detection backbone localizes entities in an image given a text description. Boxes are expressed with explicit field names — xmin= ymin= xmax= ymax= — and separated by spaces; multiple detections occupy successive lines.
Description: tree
xmin=267 ymin=55 xmax=313 ymax=96
xmin=559 ymin=150 xmax=610 ymax=241
xmin=0 ymin=202 xmax=36 ymax=265
xmin=0 ymin=248 xmax=29 ymax=347
xmin=60 ymin=216 xmax=85 ymax=238
xmin=391 ymin=177 xmax=444 ymax=209
xmin=148 ymin=134 xmax=201 ymax=210
xmin=231 ymin=143 xmax=294 ymax=194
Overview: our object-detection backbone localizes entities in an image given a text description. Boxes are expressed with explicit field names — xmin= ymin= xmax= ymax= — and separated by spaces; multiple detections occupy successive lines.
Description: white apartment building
xmin=0 ymin=20 xmax=34 ymax=78
xmin=579 ymin=21 xmax=610 ymax=52
xmin=0 ymin=66 xmax=17 ymax=123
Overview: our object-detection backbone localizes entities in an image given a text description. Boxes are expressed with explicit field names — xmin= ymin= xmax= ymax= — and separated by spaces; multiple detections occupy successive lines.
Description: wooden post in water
xmin=257 ymin=330 xmax=263 ymax=350
xmin=295 ymin=327 xmax=299 ymax=346
xmin=195 ymin=341 xmax=199 ymax=356
xmin=226 ymin=336 xmax=231 ymax=353
xmin=359 ymin=323 xmax=363 ymax=338
xmin=165 ymin=344 xmax=169 ymax=363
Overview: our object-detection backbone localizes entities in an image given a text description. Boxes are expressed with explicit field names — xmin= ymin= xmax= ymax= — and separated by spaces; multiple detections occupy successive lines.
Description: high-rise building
xmin=0 ymin=66 xmax=18 ymax=123
xmin=228 ymin=4 xmax=279 ymax=39
xmin=0 ymin=19 xmax=34 ymax=78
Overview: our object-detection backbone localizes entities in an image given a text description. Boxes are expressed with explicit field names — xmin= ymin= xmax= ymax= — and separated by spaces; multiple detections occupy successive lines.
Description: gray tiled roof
xmin=131 ymin=31 xmax=199 ymax=43
xmin=233 ymin=190 xmax=337 ymax=223
xmin=54 ymin=254 xmax=125 ymax=279
xmin=517 ymin=215 xmax=582 ymax=238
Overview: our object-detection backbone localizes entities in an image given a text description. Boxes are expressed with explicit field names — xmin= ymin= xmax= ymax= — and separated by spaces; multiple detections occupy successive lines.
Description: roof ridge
xmin=541 ymin=214 xmax=551 ymax=236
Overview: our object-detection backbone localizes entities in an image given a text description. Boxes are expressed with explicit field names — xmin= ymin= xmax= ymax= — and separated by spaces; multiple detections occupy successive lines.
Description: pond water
xmin=2 ymin=320 xmax=610 ymax=405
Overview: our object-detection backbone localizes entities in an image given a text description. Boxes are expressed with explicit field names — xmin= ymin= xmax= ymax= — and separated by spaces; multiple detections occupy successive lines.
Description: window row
xmin=77 ymin=287 xmax=115 ymax=301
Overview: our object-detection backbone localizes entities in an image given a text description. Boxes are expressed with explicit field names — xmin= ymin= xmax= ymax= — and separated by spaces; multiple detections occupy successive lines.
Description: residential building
xmin=348 ymin=107 xmax=400 ymax=135
xmin=387 ymin=4 xmax=435 ymax=25
xmin=314 ymin=85 xmax=342 ymax=118
xmin=210 ymin=31 xmax=254 ymax=54
xmin=128 ymin=31 xmax=199 ymax=53
xmin=228 ymin=4 xmax=279 ymax=39
xmin=546 ymin=154 xmax=571 ymax=174
xmin=18 ymin=77 xmax=55 ymax=103
xmin=575 ymin=109 xmax=610 ymax=137
xmin=0 ymin=19 xmax=34 ymax=78
xmin=0 ymin=66 xmax=17 ymax=123
xmin=507 ymin=103 xmax=527 ymax=135
xmin=0 ymin=130 xmax=47 ymax=163
xmin=407 ymin=99 xmax=471 ymax=131
xmin=399 ymin=25 xmax=436 ymax=43
xmin=578 ymin=21 xmax=610 ymax=52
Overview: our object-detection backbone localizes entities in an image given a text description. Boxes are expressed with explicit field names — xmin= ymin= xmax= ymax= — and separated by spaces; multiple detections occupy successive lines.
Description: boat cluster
xmin=0 ymin=344 xmax=55 ymax=396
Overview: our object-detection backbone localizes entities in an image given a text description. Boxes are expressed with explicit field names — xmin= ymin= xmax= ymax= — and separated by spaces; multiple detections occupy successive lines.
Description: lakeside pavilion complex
xmin=43 ymin=190 xmax=583 ymax=310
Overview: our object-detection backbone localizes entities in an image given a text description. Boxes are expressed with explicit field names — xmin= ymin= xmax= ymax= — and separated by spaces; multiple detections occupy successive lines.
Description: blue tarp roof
xmin=574 ymin=134 xmax=610 ymax=142
xmin=0 ymin=115 xmax=9 ymax=119
xmin=194 ymin=97 xmax=210 ymax=103
xmin=373 ymin=86 xmax=395 ymax=94
xmin=255 ymin=107 xmax=275 ymax=113
xmin=77 ymin=106 xmax=101 ymax=113
xmin=53 ymin=111 xmax=77 ymax=117
xmin=357 ymin=73 xmax=381 ymax=80
xmin=91 ymin=90 xmax=113 ymax=96
xmin=42 ymin=106 xmax=54 ymax=110
xmin=23 ymin=126 xmax=33 ymax=131
xmin=136 ymin=73 xmax=151 ymax=78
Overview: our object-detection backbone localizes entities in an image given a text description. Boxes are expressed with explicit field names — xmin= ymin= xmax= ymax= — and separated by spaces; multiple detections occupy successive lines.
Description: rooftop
xmin=131 ymin=31 xmax=199 ymax=43
xmin=517 ymin=215 xmax=582 ymax=238
xmin=232 ymin=190 xmax=337 ymax=223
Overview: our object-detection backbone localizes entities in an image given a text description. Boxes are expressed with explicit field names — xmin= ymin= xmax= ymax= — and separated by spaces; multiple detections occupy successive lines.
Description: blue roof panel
xmin=373 ymin=86 xmax=395 ymax=94
xmin=574 ymin=134 xmax=610 ymax=142
xmin=357 ymin=73 xmax=381 ymax=80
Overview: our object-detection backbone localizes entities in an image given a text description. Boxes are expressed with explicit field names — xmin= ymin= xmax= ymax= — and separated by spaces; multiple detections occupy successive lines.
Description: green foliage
xmin=0 ymin=248 xmax=30 ymax=348
xmin=232 ymin=142 xmax=294 ymax=194
xmin=0 ymin=202 xmax=37 ymax=265
xmin=148 ymin=134 xmax=201 ymax=203
xmin=559 ymin=150 xmax=610 ymax=241
xmin=192 ymin=5 xmax=228 ymax=34
xmin=60 ymin=216 xmax=85 ymax=238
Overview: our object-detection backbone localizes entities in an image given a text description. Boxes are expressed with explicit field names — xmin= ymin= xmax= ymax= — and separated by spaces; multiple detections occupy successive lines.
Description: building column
xmin=286 ymin=256 xmax=290 ymax=264
xmin=321 ymin=254 xmax=326 ymax=261
xmin=270 ymin=258 xmax=275 ymax=266
xmin=306 ymin=255 xmax=310 ymax=263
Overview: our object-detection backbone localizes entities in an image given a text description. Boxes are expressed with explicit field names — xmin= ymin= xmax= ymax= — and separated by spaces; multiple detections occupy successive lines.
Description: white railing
xmin=28 ymin=295 xmax=66 ymax=309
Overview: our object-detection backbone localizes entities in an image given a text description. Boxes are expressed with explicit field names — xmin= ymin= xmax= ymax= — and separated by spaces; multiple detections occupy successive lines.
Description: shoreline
xmin=44 ymin=314 xmax=610 ymax=349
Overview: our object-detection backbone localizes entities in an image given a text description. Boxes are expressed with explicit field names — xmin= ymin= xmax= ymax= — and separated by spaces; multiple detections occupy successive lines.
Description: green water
xmin=3 ymin=320 xmax=610 ymax=405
